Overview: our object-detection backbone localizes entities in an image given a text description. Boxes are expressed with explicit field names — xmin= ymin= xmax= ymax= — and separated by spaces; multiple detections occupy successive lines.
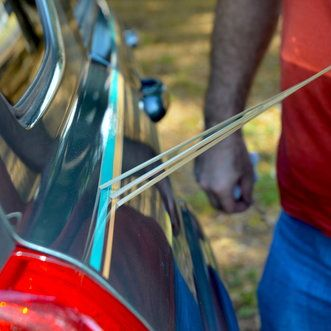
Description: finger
xmin=207 ymin=187 xmax=251 ymax=213
xmin=217 ymin=193 xmax=237 ymax=213
xmin=232 ymin=200 xmax=250 ymax=213
xmin=206 ymin=189 xmax=235 ymax=212
xmin=240 ymin=173 xmax=254 ymax=205
xmin=206 ymin=191 xmax=223 ymax=210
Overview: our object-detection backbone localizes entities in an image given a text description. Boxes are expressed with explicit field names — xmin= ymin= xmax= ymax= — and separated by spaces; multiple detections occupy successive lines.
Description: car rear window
xmin=0 ymin=0 xmax=44 ymax=104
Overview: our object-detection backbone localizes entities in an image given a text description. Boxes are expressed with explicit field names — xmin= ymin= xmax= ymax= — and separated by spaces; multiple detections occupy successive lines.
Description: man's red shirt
xmin=278 ymin=0 xmax=331 ymax=234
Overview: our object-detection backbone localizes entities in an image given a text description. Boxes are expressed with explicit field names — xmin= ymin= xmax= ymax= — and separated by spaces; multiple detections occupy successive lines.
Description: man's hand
xmin=195 ymin=134 xmax=254 ymax=213
xmin=196 ymin=0 xmax=279 ymax=213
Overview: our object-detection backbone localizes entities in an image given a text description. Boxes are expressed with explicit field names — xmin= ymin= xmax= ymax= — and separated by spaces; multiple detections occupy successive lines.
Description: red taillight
xmin=0 ymin=246 xmax=147 ymax=330
xmin=0 ymin=295 xmax=101 ymax=330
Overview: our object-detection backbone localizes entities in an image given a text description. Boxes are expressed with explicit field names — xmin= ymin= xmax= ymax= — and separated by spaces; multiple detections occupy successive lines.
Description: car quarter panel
xmin=0 ymin=1 xmax=238 ymax=330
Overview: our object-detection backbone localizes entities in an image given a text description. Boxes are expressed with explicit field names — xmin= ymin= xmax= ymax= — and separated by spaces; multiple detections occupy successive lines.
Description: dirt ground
xmin=111 ymin=1 xmax=281 ymax=330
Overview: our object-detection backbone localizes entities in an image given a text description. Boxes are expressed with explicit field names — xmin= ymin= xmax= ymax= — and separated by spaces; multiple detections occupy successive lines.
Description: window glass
xmin=0 ymin=0 xmax=44 ymax=104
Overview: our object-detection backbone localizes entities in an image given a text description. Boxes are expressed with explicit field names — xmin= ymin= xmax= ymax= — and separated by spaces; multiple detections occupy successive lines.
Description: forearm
xmin=205 ymin=0 xmax=280 ymax=127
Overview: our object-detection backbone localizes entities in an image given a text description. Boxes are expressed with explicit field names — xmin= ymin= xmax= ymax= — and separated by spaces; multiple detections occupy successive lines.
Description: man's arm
xmin=195 ymin=0 xmax=280 ymax=213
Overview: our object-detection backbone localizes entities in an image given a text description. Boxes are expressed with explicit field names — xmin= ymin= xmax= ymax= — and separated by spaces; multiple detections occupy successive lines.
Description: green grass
xmin=186 ymin=190 xmax=216 ymax=216
xmin=223 ymin=266 xmax=259 ymax=319
xmin=255 ymin=173 xmax=279 ymax=207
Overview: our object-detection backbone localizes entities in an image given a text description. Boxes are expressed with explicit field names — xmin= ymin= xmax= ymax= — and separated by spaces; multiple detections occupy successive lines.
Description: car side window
xmin=0 ymin=0 xmax=43 ymax=104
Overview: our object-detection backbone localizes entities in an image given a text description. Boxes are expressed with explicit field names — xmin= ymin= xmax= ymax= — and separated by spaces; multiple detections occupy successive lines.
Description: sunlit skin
xmin=195 ymin=0 xmax=280 ymax=213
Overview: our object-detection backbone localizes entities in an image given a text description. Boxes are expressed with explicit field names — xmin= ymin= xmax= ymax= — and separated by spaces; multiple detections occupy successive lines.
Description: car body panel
xmin=0 ymin=1 xmax=239 ymax=330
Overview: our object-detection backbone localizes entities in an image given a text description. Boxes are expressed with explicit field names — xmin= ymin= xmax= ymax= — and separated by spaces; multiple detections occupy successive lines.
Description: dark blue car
xmin=0 ymin=0 xmax=239 ymax=329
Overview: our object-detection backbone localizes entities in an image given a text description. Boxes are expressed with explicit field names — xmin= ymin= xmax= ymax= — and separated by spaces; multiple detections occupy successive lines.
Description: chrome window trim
xmin=15 ymin=0 xmax=65 ymax=128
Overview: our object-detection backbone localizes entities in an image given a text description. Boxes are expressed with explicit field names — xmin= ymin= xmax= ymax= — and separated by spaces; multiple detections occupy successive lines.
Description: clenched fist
xmin=194 ymin=133 xmax=254 ymax=213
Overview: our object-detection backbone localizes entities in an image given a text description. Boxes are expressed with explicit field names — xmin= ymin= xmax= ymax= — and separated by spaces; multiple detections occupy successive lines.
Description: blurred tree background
xmin=111 ymin=1 xmax=281 ymax=330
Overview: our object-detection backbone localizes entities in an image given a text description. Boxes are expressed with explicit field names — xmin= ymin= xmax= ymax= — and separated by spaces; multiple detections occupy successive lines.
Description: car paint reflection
xmin=0 ymin=1 xmax=235 ymax=329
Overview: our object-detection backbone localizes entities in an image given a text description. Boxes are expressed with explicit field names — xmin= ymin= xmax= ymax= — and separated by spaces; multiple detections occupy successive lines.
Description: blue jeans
xmin=258 ymin=211 xmax=331 ymax=331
